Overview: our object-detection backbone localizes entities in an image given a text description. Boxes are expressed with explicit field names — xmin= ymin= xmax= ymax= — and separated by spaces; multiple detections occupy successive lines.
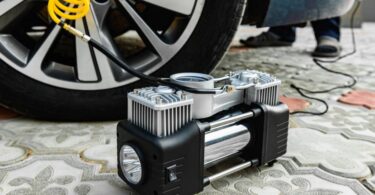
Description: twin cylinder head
xmin=128 ymin=70 xmax=281 ymax=137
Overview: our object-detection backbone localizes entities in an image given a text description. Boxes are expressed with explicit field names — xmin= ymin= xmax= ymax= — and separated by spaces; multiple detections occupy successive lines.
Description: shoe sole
xmin=312 ymin=51 xmax=341 ymax=58
xmin=240 ymin=39 xmax=293 ymax=48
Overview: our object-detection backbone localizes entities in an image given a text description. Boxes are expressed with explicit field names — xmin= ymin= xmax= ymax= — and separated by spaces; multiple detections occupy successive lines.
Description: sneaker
xmin=312 ymin=36 xmax=341 ymax=58
xmin=240 ymin=32 xmax=294 ymax=48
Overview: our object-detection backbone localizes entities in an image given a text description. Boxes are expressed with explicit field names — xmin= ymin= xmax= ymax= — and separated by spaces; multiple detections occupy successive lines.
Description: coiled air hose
xmin=47 ymin=0 xmax=219 ymax=94
xmin=48 ymin=0 xmax=90 ymax=26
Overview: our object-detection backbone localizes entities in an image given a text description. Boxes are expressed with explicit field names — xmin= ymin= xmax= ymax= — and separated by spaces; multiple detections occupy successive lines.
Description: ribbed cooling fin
xmin=127 ymin=87 xmax=193 ymax=137
xmin=243 ymin=70 xmax=281 ymax=106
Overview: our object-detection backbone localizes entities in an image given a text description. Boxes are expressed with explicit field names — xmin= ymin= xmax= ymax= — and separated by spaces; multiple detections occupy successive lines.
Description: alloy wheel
xmin=0 ymin=0 xmax=204 ymax=90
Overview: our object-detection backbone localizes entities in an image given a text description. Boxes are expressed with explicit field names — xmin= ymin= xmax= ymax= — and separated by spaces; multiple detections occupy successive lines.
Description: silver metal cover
xmin=231 ymin=70 xmax=281 ymax=106
xmin=128 ymin=86 xmax=193 ymax=137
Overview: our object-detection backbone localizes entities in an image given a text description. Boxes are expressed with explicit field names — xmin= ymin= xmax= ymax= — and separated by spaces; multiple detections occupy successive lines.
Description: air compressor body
xmin=117 ymin=70 xmax=289 ymax=195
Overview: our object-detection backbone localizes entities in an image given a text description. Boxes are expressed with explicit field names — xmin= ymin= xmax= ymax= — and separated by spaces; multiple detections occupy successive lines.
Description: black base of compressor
xmin=117 ymin=103 xmax=289 ymax=195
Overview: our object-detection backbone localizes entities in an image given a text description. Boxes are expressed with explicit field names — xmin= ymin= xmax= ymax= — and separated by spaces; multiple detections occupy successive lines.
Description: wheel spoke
xmin=76 ymin=2 xmax=117 ymax=83
xmin=118 ymin=0 xmax=172 ymax=60
xmin=0 ymin=0 xmax=23 ymax=16
xmin=139 ymin=0 xmax=196 ymax=15
xmin=25 ymin=25 xmax=61 ymax=71
xmin=0 ymin=0 xmax=33 ymax=31
xmin=75 ymin=19 xmax=99 ymax=81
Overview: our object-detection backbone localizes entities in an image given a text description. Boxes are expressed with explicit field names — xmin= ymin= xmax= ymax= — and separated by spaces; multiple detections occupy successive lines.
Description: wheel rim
xmin=0 ymin=0 xmax=204 ymax=90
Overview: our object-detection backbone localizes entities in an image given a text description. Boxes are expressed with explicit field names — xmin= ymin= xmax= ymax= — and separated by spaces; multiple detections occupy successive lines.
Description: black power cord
xmin=89 ymin=39 xmax=220 ymax=94
xmin=290 ymin=0 xmax=362 ymax=115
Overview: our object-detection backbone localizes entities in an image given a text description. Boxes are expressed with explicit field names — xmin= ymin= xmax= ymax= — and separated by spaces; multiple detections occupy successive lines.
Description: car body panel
xmin=244 ymin=0 xmax=355 ymax=27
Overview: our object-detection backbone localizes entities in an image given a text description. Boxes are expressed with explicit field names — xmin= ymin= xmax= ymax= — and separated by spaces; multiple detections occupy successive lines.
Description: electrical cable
xmin=47 ymin=0 xmax=220 ymax=94
xmin=290 ymin=84 xmax=330 ymax=115
xmin=290 ymin=0 xmax=362 ymax=115
xmin=89 ymin=39 xmax=221 ymax=94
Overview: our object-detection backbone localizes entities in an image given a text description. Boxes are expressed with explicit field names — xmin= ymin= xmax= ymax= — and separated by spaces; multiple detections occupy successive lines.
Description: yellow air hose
xmin=47 ymin=0 xmax=91 ymax=40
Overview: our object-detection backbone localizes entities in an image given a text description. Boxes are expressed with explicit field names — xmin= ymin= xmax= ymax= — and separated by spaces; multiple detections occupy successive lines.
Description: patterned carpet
xmin=1 ymin=24 xmax=375 ymax=195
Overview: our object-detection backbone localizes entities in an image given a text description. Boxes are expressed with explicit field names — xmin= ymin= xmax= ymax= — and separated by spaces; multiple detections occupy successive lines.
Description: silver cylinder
xmin=209 ymin=111 xmax=254 ymax=130
xmin=204 ymin=124 xmax=251 ymax=167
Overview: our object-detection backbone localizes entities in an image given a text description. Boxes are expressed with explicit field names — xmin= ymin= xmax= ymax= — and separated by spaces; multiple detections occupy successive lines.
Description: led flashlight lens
xmin=120 ymin=145 xmax=142 ymax=185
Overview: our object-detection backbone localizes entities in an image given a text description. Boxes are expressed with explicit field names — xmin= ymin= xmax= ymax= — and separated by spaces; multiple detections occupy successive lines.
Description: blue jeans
xmin=269 ymin=17 xmax=341 ymax=43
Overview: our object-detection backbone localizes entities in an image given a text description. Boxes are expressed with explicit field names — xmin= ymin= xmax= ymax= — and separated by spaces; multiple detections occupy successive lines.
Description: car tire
xmin=0 ymin=0 xmax=245 ymax=121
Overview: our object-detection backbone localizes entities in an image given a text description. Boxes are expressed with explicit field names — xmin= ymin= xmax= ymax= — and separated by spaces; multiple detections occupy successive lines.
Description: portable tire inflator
xmin=117 ymin=71 xmax=289 ymax=195
xmin=47 ymin=1 xmax=289 ymax=194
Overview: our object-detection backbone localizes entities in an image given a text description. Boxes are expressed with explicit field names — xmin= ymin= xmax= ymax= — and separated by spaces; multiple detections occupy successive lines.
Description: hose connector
xmin=63 ymin=24 xmax=91 ymax=42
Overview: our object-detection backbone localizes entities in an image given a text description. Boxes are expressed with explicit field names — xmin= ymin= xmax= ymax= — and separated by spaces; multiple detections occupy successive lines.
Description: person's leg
xmin=311 ymin=17 xmax=341 ymax=41
xmin=240 ymin=25 xmax=296 ymax=47
xmin=311 ymin=17 xmax=341 ymax=57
